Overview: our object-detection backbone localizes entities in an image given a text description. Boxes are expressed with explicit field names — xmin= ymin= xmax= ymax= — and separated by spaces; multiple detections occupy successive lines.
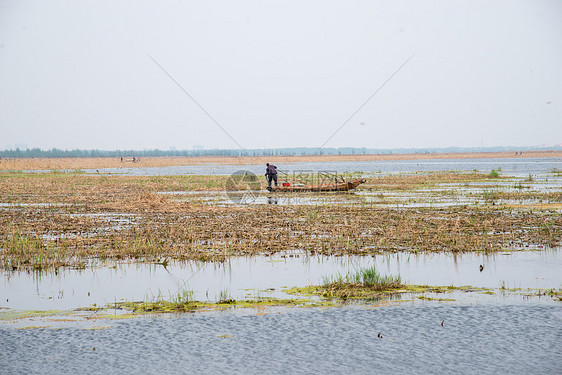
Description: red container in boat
xmin=282 ymin=182 xmax=290 ymax=187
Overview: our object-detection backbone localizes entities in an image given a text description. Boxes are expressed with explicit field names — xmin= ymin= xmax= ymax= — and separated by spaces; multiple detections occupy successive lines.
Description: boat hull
xmin=268 ymin=178 xmax=366 ymax=192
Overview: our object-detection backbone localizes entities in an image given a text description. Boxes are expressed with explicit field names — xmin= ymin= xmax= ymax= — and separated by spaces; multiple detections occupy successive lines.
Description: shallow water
xmin=160 ymin=189 xmax=361 ymax=206
xmin=1 ymin=303 xmax=560 ymax=375
xmin=68 ymin=157 xmax=562 ymax=176
xmin=2 ymin=250 xmax=560 ymax=311
xmin=159 ymin=173 xmax=562 ymax=208
xmin=358 ymin=175 xmax=562 ymax=209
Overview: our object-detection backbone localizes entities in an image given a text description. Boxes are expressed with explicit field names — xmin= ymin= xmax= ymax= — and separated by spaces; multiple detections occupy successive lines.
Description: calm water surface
xmin=77 ymin=157 xmax=562 ymax=176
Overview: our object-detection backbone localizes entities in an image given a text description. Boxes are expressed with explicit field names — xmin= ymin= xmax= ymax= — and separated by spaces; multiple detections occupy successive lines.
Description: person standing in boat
xmin=265 ymin=163 xmax=278 ymax=189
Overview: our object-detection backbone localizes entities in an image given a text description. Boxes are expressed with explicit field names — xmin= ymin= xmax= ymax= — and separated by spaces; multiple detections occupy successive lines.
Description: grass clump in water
xmin=355 ymin=266 xmax=402 ymax=289
xmin=321 ymin=265 xmax=402 ymax=299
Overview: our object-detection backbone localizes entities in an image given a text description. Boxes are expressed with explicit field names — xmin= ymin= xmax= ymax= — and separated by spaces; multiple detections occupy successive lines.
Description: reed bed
xmin=0 ymin=170 xmax=516 ymax=204
xmin=0 ymin=172 xmax=560 ymax=272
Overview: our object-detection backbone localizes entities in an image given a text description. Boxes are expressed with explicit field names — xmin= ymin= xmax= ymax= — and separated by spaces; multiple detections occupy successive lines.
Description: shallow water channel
xmin=2 ymin=250 xmax=560 ymax=311
xmin=13 ymin=156 xmax=559 ymax=176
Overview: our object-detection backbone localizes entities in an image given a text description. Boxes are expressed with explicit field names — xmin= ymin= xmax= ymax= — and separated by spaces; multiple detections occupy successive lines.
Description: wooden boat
xmin=267 ymin=178 xmax=366 ymax=192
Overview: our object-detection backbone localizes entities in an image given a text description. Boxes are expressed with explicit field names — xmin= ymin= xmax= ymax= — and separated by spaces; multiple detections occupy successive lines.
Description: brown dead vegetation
xmin=0 ymin=172 xmax=560 ymax=272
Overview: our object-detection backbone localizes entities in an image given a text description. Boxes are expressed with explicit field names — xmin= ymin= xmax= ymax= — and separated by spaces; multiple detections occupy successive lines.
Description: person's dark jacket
xmin=266 ymin=165 xmax=277 ymax=175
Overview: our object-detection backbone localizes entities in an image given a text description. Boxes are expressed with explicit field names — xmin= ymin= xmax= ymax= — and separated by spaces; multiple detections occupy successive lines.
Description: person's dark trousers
xmin=267 ymin=174 xmax=278 ymax=187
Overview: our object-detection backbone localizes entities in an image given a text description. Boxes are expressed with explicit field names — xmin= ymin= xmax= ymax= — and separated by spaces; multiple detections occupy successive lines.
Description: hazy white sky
xmin=1 ymin=0 xmax=561 ymax=151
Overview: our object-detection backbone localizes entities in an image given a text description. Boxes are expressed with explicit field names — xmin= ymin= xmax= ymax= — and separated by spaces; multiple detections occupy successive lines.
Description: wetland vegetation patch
xmin=114 ymin=297 xmax=331 ymax=314
xmin=0 ymin=172 xmax=560 ymax=272
xmin=283 ymin=266 xmax=489 ymax=301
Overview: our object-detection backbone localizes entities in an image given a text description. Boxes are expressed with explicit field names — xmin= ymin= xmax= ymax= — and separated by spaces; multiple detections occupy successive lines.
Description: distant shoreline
xmin=1 ymin=150 xmax=561 ymax=171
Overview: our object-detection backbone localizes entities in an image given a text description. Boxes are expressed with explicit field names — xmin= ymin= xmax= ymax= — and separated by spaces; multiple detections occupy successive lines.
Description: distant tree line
xmin=0 ymin=145 xmax=560 ymax=159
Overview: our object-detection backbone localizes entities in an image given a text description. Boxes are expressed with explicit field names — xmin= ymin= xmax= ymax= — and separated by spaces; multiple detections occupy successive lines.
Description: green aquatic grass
xmin=354 ymin=265 xmax=402 ymax=288
xmin=322 ymin=265 xmax=402 ymax=291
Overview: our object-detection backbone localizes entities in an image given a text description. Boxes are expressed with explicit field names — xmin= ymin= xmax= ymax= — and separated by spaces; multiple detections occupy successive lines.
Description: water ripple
xmin=1 ymin=304 xmax=560 ymax=374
